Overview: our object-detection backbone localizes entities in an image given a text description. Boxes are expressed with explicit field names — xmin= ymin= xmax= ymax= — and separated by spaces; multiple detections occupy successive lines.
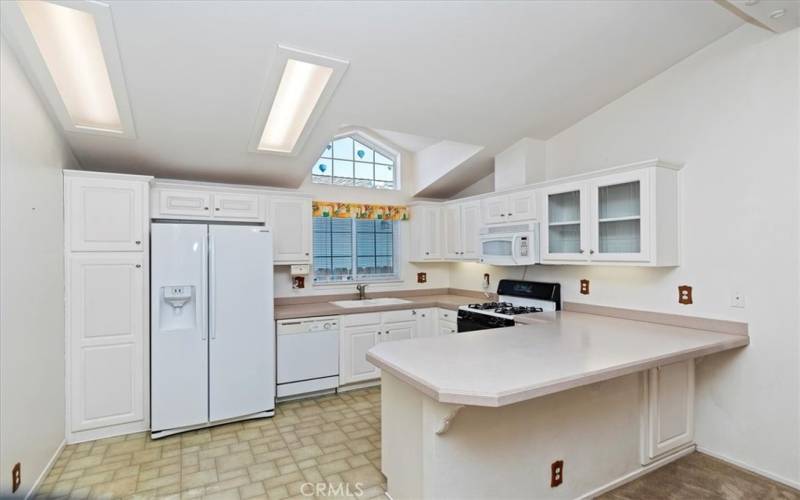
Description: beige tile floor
xmin=36 ymin=387 xmax=385 ymax=499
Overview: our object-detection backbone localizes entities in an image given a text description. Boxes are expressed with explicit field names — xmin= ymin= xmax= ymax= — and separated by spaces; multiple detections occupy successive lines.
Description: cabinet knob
xmin=305 ymin=252 xmax=309 ymax=256
xmin=412 ymin=310 xmax=417 ymax=315
xmin=135 ymin=240 xmax=141 ymax=245
xmin=215 ymin=207 xmax=220 ymax=211
xmin=508 ymin=213 xmax=513 ymax=216
xmin=204 ymin=207 xmax=209 ymax=210
xmin=425 ymin=252 xmax=430 ymax=255
xmin=589 ymin=249 xmax=595 ymax=255
xmin=579 ymin=249 xmax=585 ymax=254
xmin=135 ymin=264 xmax=141 ymax=268
xmin=500 ymin=213 xmax=505 ymax=217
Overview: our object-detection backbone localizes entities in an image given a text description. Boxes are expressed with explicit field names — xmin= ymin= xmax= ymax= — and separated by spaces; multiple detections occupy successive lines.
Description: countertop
xmin=366 ymin=311 xmax=749 ymax=407
xmin=274 ymin=293 xmax=481 ymax=320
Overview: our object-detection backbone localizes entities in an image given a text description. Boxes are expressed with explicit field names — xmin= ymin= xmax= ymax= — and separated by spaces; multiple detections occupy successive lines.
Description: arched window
xmin=312 ymin=133 xmax=397 ymax=189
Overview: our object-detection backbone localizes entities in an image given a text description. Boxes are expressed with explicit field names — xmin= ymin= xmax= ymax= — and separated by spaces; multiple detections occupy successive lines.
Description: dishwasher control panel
xmin=277 ymin=316 xmax=340 ymax=335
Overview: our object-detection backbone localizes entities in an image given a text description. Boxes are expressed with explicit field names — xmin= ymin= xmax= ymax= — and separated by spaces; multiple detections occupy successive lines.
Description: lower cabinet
xmin=67 ymin=253 xmax=148 ymax=440
xmin=439 ymin=308 xmax=457 ymax=334
xmin=339 ymin=325 xmax=382 ymax=385
xmin=339 ymin=307 xmax=459 ymax=385
xmin=414 ymin=308 xmax=437 ymax=338
xmin=641 ymin=359 xmax=695 ymax=463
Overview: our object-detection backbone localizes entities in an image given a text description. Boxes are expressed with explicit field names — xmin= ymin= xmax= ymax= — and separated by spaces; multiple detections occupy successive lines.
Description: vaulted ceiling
xmin=7 ymin=1 xmax=744 ymax=196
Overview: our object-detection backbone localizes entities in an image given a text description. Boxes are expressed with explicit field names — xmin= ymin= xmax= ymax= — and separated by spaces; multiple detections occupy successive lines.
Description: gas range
xmin=457 ymin=280 xmax=561 ymax=332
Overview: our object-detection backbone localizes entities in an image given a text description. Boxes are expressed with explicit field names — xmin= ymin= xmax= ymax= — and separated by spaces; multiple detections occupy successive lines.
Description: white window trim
xmin=312 ymin=130 xmax=402 ymax=191
xmin=312 ymin=217 xmax=401 ymax=285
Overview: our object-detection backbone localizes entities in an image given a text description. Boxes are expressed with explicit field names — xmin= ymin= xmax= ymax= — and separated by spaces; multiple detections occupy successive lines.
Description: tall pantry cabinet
xmin=64 ymin=170 xmax=152 ymax=443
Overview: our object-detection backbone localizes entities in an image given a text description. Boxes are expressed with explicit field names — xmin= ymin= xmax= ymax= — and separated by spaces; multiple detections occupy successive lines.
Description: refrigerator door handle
xmin=209 ymin=233 xmax=216 ymax=340
xmin=201 ymin=233 xmax=208 ymax=341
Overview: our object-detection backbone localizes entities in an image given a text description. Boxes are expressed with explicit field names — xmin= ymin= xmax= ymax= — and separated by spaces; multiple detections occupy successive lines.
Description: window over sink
xmin=313 ymin=216 xmax=398 ymax=283
xmin=312 ymin=133 xmax=398 ymax=190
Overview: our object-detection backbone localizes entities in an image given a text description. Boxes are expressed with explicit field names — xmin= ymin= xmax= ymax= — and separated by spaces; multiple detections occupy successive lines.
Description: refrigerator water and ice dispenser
xmin=159 ymin=285 xmax=196 ymax=331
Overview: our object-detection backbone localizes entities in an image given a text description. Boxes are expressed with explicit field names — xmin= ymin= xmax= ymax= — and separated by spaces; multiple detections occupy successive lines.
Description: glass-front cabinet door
xmin=542 ymin=183 xmax=588 ymax=261
xmin=590 ymin=171 xmax=650 ymax=262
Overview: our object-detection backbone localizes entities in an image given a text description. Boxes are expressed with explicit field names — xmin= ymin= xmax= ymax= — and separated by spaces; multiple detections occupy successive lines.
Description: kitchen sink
xmin=330 ymin=298 xmax=412 ymax=308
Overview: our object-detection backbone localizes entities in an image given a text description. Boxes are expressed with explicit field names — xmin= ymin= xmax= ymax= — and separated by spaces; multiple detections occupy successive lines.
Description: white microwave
xmin=479 ymin=222 xmax=540 ymax=266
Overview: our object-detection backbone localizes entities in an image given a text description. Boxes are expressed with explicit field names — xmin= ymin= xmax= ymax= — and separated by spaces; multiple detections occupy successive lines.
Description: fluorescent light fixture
xmin=19 ymin=0 xmax=122 ymax=133
xmin=250 ymin=45 xmax=349 ymax=156
xmin=1 ymin=0 xmax=135 ymax=137
xmin=258 ymin=59 xmax=333 ymax=153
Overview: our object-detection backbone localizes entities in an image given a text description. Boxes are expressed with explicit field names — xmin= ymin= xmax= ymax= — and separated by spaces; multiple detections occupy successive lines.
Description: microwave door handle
xmin=511 ymin=235 xmax=521 ymax=264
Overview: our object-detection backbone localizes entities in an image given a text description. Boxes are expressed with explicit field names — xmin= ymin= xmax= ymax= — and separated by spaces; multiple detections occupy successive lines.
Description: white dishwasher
xmin=276 ymin=316 xmax=339 ymax=399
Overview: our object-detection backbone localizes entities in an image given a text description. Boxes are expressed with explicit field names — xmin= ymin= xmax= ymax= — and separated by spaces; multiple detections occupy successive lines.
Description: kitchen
xmin=1 ymin=1 xmax=798 ymax=499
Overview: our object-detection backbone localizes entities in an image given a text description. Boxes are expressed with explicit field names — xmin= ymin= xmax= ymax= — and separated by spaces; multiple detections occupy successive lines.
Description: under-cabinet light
xmin=258 ymin=59 xmax=334 ymax=153
xmin=18 ymin=0 xmax=123 ymax=133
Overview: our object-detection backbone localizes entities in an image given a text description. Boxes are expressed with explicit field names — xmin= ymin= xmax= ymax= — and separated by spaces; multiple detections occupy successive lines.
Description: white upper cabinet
xmin=66 ymin=174 xmax=150 ymax=252
xmin=482 ymin=196 xmax=508 ymax=224
xmin=590 ymin=170 xmax=650 ymax=262
xmin=270 ymin=196 xmax=312 ymax=263
xmin=214 ymin=192 xmax=262 ymax=220
xmin=410 ymin=204 xmax=443 ymax=261
xmin=506 ymin=191 xmax=536 ymax=221
xmin=443 ymin=201 xmax=481 ymax=260
xmin=157 ymin=189 xmax=212 ymax=218
xmin=460 ymin=201 xmax=481 ymax=259
xmin=153 ymin=186 xmax=264 ymax=222
xmin=540 ymin=161 xmax=679 ymax=266
xmin=541 ymin=182 xmax=589 ymax=262
xmin=482 ymin=190 xmax=536 ymax=224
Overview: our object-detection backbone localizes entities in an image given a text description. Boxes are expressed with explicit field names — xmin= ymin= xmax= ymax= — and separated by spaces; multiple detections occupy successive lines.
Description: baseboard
xmin=67 ymin=419 xmax=149 ymax=444
xmin=580 ymin=445 xmax=695 ymax=499
xmin=696 ymin=446 xmax=800 ymax=491
xmin=26 ymin=439 xmax=65 ymax=500
xmin=337 ymin=380 xmax=380 ymax=392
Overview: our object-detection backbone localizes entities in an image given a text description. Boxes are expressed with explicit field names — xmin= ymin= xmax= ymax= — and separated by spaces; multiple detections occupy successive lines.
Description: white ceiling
xmin=17 ymin=1 xmax=744 ymax=196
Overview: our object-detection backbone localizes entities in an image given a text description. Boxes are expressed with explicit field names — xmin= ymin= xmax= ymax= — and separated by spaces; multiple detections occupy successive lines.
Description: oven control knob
xmin=323 ymin=322 xmax=331 ymax=330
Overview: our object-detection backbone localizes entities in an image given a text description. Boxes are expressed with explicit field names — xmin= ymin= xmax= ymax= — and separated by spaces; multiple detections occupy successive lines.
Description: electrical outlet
xmin=579 ymin=279 xmax=590 ymax=295
xmin=678 ymin=285 xmax=693 ymax=305
xmin=482 ymin=273 xmax=490 ymax=289
xmin=731 ymin=291 xmax=745 ymax=308
xmin=417 ymin=272 xmax=427 ymax=284
xmin=12 ymin=462 xmax=21 ymax=493
xmin=550 ymin=460 xmax=563 ymax=487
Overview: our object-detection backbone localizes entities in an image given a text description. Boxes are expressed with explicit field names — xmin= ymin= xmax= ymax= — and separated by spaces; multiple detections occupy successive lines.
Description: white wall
xmin=412 ymin=140 xmax=484 ymax=195
xmin=0 ymin=36 xmax=79 ymax=496
xmin=450 ymin=172 xmax=494 ymax=200
xmin=275 ymin=129 xmax=451 ymax=298
xmin=493 ymin=137 xmax=546 ymax=191
xmin=451 ymin=25 xmax=800 ymax=486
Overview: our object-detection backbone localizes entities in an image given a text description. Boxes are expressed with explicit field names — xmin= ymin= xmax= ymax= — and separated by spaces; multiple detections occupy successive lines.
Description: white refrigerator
xmin=151 ymin=223 xmax=275 ymax=437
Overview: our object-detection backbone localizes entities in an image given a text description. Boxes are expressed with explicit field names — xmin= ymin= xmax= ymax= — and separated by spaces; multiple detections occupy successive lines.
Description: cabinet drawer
xmin=438 ymin=309 xmax=456 ymax=322
xmin=382 ymin=309 xmax=416 ymax=324
xmin=342 ymin=313 xmax=382 ymax=327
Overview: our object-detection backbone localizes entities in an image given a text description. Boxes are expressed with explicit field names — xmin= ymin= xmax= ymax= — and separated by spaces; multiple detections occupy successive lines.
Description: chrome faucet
xmin=356 ymin=283 xmax=368 ymax=300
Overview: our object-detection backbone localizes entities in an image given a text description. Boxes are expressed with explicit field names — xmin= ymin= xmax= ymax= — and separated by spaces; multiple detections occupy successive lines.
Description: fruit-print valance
xmin=312 ymin=201 xmax=409 ymax=221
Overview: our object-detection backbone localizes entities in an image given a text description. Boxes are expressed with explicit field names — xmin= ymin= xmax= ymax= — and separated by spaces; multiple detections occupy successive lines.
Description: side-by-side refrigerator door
xmin=208 ymin=225 xmax=275 ymax=422
xmin=151 ymin=223 xmax=209 ymax=432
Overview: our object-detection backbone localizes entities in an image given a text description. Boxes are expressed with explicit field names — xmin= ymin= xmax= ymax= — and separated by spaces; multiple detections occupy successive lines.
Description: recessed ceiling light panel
xmin=250 ymin=46 xmax=348 ymax=156
xmin=2 ymin=0 xmax=136 ymax=138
